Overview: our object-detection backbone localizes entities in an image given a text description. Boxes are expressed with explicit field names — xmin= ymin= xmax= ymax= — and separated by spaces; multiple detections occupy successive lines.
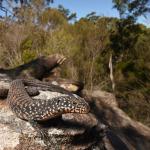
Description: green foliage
xmin=112 ymin=0 xmax=150 ymax=20
xmin=85 ymin=12 xmax=101 ymax=22
xmin=0 ymin=0 xmax=53 ymax=7
xmin=57 ymin=5 xmax=76 ymax=21
xmin=39 ymin=8 xmax=68 ymax=28
xmin=21 ymin=38 xmax=33 ymax=50
xmin=111 ymin=0 xmax=150 ymax=126
xmin=22 ymin=49 xmax=37 ymax=63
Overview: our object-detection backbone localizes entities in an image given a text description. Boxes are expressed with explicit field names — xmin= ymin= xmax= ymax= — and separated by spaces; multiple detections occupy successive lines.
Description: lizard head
xmin=54 ymin=95 xmax=90 ymax=114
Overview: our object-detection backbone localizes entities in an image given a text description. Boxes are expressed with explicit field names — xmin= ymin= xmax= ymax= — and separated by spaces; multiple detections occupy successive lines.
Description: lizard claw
xmin=36 ymin=128 xmax=49 ymax=140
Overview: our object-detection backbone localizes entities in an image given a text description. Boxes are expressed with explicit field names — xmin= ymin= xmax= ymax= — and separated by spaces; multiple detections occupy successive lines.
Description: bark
xmin=0 ymin=54 xmax=66 ymax=80
xmin=109 ymin=54 xmax=115 ymax=92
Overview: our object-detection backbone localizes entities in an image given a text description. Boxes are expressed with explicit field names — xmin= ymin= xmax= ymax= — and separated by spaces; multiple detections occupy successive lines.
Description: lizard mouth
xmin=64 ymin=103 xmax=90 ymax=114
xmin=69 ymin=103 xmax=90 ymax=114
xmin=80 ymin=104 xmax=90 ymax=113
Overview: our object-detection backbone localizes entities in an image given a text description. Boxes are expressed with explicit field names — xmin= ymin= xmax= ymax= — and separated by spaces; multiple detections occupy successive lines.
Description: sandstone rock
xmin=83 ymin=89 xmax=118 ymax=107
xmin=0 ymin=90 xmax=102 ymax=150
xmin=43 ymin=78 xmax=84 ymax=94
xmin=1 ymin=86 xmax=150 ymax=150
xmin=62 ymin=113 xmax=98 ymax=128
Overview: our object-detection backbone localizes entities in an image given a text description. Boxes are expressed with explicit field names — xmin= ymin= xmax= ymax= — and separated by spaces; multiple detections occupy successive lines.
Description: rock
xmin=62 ymin=113 xmax=98 ymax=128
xmin=83 ymin=89 xmax=118 ymax=107
xmin=0 ymin=54 xmax=66 ymax=80
xmin=0 ymin=102 xmax=101 ymax=150
xmin=0 ymin=77 xmax=84 ymax=99
xmin=43 ymin=78 xmax=84 ymax=94
xmin=87 ymin=91 xmax=150 ymax=150
xmin=1 ymin=87 xmax=150 ymax=150
xmin=0 ymin=90 xmax=102 ymax=150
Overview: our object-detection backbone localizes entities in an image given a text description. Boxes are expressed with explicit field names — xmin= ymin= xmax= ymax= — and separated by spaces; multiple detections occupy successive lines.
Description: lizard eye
xmin=57 ymin=99 xmax=61 ymax=104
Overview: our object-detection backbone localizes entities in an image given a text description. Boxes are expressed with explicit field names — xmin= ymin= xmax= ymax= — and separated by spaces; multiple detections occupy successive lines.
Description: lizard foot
xmin=29 ymin=120 xmax=49 ymax=140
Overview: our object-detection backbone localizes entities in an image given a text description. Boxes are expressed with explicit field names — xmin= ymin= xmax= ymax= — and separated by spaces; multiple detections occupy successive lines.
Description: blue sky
xmin=51 ymin=0 xmax=150 ymax=26
xmin=51 ymin=0 xmax=119 ymax=19
xmin=0 ymin=0 xmax=149 ymax=26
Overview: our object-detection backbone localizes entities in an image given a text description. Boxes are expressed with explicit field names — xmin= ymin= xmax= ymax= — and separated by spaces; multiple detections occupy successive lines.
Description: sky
xmin=50 ymin=0 xmax=150 ymax=26
xmin=0 ymin=0 xmax=149 ymax=26
xmin=51 ymin=0 xmax=119 ymax=19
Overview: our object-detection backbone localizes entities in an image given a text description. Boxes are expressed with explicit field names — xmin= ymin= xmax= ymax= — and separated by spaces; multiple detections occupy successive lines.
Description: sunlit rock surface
xmin=0 ymin=89 xmax=104 ymax=150
xmin=0 ymin=88 xmax=150 ymax=150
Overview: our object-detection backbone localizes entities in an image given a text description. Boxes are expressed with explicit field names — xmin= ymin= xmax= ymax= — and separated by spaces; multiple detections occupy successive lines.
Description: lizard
xmin=7 ymin=79 xmax=90 ymax=138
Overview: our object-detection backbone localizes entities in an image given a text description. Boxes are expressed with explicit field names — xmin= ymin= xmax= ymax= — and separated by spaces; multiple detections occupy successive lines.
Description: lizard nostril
xmin=72 ymin=101 xmax=77 ymax=105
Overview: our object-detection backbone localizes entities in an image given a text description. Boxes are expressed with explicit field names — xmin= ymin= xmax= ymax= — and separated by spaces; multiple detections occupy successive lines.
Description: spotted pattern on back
xmin=7 ymin=79 xmax=90 ymax=121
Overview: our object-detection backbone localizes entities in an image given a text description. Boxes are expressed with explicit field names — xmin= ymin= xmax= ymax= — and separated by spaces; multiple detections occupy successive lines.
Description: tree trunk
xmin=109 ymin=53 xmax=115 ymax=92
